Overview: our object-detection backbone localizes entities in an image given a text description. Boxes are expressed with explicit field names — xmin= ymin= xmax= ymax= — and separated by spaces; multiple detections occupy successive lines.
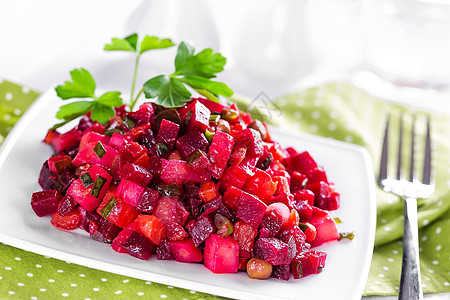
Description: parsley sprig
xmin=52 ymin=33 xmax=233 ymax=129
xmin=53 ymin=68 xmax=122 ymax=129
xmin=143 ymin=42 xmax=233 ymax=107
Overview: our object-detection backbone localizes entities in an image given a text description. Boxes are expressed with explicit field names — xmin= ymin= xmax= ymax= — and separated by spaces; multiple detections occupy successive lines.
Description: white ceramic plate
xmin=0 ymin=89 xmax=377 ymax=300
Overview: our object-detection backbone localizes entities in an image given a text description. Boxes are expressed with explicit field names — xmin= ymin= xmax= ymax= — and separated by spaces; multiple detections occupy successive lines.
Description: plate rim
xmin=0 ymin=88 xmax=377 ymax=300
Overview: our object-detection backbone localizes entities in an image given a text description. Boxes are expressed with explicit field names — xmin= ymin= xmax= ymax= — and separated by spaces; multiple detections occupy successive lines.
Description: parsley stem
xmin=132 ymin=88 xmax=144 ymax=108
xmin=130 ymin=54 xmax=141 ymax=110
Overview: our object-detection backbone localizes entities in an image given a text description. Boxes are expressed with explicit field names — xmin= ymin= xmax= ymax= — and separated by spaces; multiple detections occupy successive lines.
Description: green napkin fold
xmin=1 ymin=79 xmax=449 ymax=299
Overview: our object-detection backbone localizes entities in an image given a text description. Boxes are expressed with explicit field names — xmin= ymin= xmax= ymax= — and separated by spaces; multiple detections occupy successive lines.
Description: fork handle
xmin=399 ymin=196 xmax=423 ymax=300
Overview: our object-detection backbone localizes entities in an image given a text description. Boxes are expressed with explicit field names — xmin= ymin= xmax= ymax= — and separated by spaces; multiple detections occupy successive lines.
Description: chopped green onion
xmin=156 ymin=142 xmax=170 ymax=156
xmin=156 ymin=184 xmax=181 ymax=197
xmin=333 ymin=217 xmax=342 ymax=224
xmin=80 ymin=172 xmax=94 ymax=188
xmin=100 ymin=197 xmax=117 ymax=219
xmin=338 ymin=232 xmax=355 ymax=241
xmin=91 ymin=176 xmax=107 ymax=198
xmin=93 ymin=142 xmax=106 ymax=159
xmin=221 ymin=108 xmax=238 ymax=120
xmin=298 ymin=222 xmax=309 ymax=232
xmin=104 ymin=129 xmax=123 ymax=136
xmin=122 ymin=115 xmax=137 ymax=129
xmin=204 ymin=129 xmax=215 ymax=143
xmin=209 ymin=114 xmax=221 ymax=123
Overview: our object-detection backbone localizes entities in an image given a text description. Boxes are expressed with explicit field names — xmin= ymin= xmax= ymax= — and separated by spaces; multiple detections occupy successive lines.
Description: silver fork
xmin=378 ymin=114 xmax=435 ymax=300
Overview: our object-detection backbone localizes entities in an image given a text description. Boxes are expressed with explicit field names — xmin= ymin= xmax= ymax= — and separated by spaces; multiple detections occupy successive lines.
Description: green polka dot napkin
xmin=1 ymin=79 xmax=450 ymax=299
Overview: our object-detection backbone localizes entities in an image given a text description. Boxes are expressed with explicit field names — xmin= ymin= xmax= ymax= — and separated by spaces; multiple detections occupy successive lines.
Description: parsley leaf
xmin=180 ymin=75 xmax=233 ymax=97
xmin=140 ymin=36 xmax=175 ymax=54
xmin=90 ymin=103 xmax=116 ymax=124
xmin=174 ymin=43 xmax=226 ymax=78
xmin=143 ymin=42 xmax=233 ymax=107
xmin=143 ymin=75 xmax=191 ymax=108
xmin=52 ymin=68 xmax=123 ymax=128
xmin=98 ymin=91 xmax=123 ymax=107
xmin=55 ymin=68 xmax=96 ymax=99
xmin=104 ymin=33 xmax=138 ymax=52
xmin=56 ymin=101 xmax=93 ymax=120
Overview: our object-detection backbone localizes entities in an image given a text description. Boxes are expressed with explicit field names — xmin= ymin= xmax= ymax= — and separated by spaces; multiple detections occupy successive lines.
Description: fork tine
xmin=397 ymin=114 xmax=404 ymax=180
xmin=422 ymin=116 xmax=432 ymax=184
xmin=409 ymin=115 xmax=416 ymax=182
xmin=378 ymin=115 xmax=390 ymax=184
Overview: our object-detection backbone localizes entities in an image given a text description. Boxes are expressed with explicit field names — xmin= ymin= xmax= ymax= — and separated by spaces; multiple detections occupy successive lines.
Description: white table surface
xmin=0 ymin=0 xmax=448 ymax=299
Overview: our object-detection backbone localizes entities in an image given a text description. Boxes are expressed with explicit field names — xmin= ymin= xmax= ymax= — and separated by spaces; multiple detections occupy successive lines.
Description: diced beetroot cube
xmin=122 ymin=231 xmax=155 ymax=260
xmin=134 ymin=214 xmax=166 ymax=245
xmin=96 ymin=192 xmax=140 ymax=228
xmin=153 ymin=197 xmax=189 ymax=226
xmin=51 ymin=128 xmax=81 ymax=154
xmin=308 ymin=207 xmax=340 ymax=247
xmin=293 ymin=189 xmax=315 ymax=206
xmin=285 ymin=146 xmax=298 ymax=157
xmin=208 ymin=131 xmax=234 ymax=179
xmin=72 ymin=141 xmax=119 ymax=171
xmin=186 ymin=216 xmax=215 ymax=246
xmin=268 ymin=142 xmax=287 ymax=161
xmin=165 ymin=223 xmax=189 ymax=241
xmin=161 ymin=159 xmax=204 ymax=184
xmin=31 ymin=190 xmax=62 ymax=217
xmin=238 ymin=156 xmax=259 ymax=177
xmin=233 ymin=221 xmax=258 ymax=252
xmin=53 ymin=168 xmax=77 ymax=195
xmin=277 ymin=232 xmax=298 ymax=263
xmin=121 ymin=142 xmax=148 ymax=165
xmin=277 ymin=227 xmax=307 ymax=253
xmin=126 ymin=104 xmax=154 ymax=127
xmin=111 ymin=222 xmax=136 ymax=253
xmin=290 ymin=250 xmax=327 ymax=279
xmin=156 ymin=239 xmax=174 ymax=260
xmin=109 ymin=132 xmax=129 ymax=150
xmin=186 ymin=149 xmax=210 ymax=173
xmin=307 ymin=166 xmax=328 ymax=184
xmin=156 ymin=119 xmax=180 ymax=150
xmin=219 ymin=165 xmax=251 ymax=193
xmin=229 ymin=145 xmax=247 ymax=166
xmin=43 ymin=129 xmax=60 ymax=145
xmin=118 ymin=163 xmax=153 ymax=186
xmin=201 ymin=196 xmax=235 ymax=222
xmin=308 ymin=181 xmax=339 ymax=211
xmin=260 ymin=211 xmax=284 ymax=238
xmin=286 ymin=151 xmax=318 ymax=175
xmin=234 ymin=128 xmax=264 ymax=156
xmin=66 ymin=165 xmax=112 ymax=211
xmin=292 ymin=199 xmax=313 ymax=221
xmin=79 ymin=132 xmax=110 ymax=151
xmin=204 ymin=234 xmax=239 ymax=273
xmin=51 ymin=210 xmax=81 ymax=230
xmin=222 ymin=185 xmax=242 ymax=211
xmin=186 ymin=198 xmax=203 ymax=218
xmin=116 ymin=179 xmax=145 ymax=207
xmin=236 ymin=191 xmax=267 ymax=228
xmin=186 ymin=101 xmax=210 ymax=132
xmin=89 ymin=216 xmax=122 ymax=243
xmin=77 ymin=206 xmax=90 ymax=232
xmin=253 ymin=237 xmax=290 ymax=265
xmin=148 ymin=155 xmax=163 ymax=178
xmin=136 ymin=188 xmax=160 ymax=213
xmin=273 ymin=176 xmax=290 ymax=196
xmin=195 ymin=97 xmax=227 ymax=115
xmin=272 ymin=264 xmax=291 ymax=281
xmin=242 ymin=169 xmax=277 ymax=204
xmin=168 ymin=238 xmax=203 ymax=263
xmin=47 ymin=155 xmax=73 ymax=174
xmin=58 ymin=195 xmax=77 ymax=216
xmin=290 ymin=171 xmax=307 ymax=192
xmin=38 ymin=162 xmax=54 ymax=190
